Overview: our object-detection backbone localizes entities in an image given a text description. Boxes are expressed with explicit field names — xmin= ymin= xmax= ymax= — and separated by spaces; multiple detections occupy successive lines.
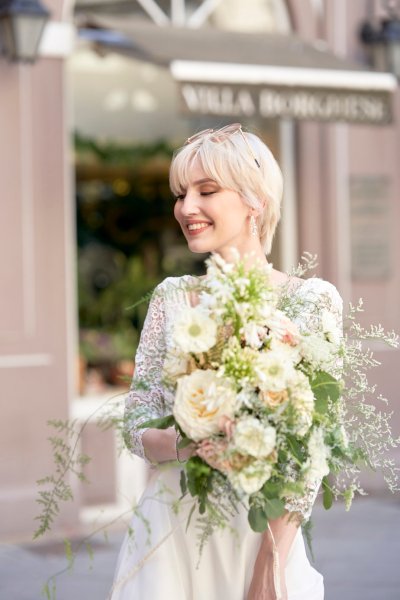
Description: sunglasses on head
xmin=185 ymin=123 xmax=261 ymax=169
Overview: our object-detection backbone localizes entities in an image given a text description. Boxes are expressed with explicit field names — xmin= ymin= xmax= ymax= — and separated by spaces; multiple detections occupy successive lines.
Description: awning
xmin=78 ymin=19 xmax=397 ymax=125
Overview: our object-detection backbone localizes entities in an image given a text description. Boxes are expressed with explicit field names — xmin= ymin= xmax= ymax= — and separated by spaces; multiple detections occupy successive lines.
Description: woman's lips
xmin=186 ymin=222 xmax=212 ymax=236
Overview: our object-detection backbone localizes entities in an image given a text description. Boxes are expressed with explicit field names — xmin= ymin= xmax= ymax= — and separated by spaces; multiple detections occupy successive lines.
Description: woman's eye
xmin=200 ymin=191 xmax=216 ymax=196
xmin=175 ymin=194 xmax=185 ymax=201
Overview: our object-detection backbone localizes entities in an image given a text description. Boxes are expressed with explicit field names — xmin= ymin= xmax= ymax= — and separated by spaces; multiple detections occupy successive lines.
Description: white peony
xmin=254 ymin=349 xmax=296 ymax=392
xmin=173 ymin=370 xmax=237 ymax=441
xmin=229 ymin=460 xmax=272 ymax=495
xmin=173 ymin=306 xmax=217 ymax=353
xmin=305 ymin=428 xmax=330 ymax=484
xmin=233 ymin=417 xmax=276 ymax=458
xmin=321 ymin=310 xmax=342 ymax=346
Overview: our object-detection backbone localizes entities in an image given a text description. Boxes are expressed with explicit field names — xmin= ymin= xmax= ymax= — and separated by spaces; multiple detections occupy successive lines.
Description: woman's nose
xmin=180 ymin=191 xmax=200 ymax=215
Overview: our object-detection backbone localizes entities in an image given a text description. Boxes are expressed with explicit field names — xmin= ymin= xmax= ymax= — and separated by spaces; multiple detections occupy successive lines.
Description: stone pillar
xmin=0 ymin=14 xmax=79 ymax=538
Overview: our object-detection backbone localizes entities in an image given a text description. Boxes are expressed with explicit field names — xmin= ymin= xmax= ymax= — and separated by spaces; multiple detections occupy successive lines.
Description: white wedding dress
xmin=110 ymin=275 xmax=343 ymax=600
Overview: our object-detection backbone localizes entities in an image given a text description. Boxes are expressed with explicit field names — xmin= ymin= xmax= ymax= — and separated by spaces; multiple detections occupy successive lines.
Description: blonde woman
xmin=110 ymin=124 xmax=342 ymax=600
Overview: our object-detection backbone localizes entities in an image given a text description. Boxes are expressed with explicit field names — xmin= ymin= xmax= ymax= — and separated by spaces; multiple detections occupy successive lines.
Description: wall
xmin=0 ymin=46 xmax=78 ymax=537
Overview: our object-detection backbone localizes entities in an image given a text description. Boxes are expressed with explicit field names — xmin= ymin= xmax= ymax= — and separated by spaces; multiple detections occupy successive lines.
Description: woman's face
xmin=173 ymin=159 xmax=251 ymax=257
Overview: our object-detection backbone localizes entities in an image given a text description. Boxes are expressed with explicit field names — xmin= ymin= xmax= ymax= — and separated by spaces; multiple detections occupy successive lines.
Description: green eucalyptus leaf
xmin=264 ymin=498 xmax=286 ymax=520
xmin=248 ymin=505 xmax=268 ymax=533
xmin=138 ymin=415 xmax=175 ymax=430
xmin=177 ymin=436 xmax=193 ymax=450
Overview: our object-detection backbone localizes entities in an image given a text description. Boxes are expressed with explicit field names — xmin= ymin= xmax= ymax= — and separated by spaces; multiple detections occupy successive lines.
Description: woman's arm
xmin=124 ymin=282 xmax=169 ymax=464
xmin=247 ymin=512 xmax=299 ymax=600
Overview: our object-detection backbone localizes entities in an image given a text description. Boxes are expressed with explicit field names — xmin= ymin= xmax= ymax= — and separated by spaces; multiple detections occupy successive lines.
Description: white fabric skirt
xmin=110 ymin=466 xmax=324 ymax=600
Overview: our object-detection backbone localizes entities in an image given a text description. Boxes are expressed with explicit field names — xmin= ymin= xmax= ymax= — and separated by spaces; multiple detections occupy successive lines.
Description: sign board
xmin=350 ymin=175 xmax=392 ymax=280
xmin=178 ymin=83 xmax=392 ymax=125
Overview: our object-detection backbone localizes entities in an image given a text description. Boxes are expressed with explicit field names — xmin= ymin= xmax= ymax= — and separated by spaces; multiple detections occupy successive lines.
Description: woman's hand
xmin=246 ymin=546 xmax=287 ymax=600
xmin=142 ymin=427 xmax=195 ymax=463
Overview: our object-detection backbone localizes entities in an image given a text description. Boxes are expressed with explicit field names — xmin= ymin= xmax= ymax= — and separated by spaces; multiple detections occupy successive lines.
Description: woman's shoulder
xmin=152 ymin=275 xmax=193 ymax=303
xmin=293 ymin=276 xmax=343 ymax=312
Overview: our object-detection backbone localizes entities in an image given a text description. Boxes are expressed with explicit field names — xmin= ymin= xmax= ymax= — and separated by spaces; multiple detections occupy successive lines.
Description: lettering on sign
xmin=179 ymin=83 xmax=392 ymax=125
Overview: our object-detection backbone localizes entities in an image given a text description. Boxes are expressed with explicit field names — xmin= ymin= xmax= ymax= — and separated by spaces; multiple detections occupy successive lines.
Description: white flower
xmin=242 ymin=322 xmax=264 ymax=349
xmin=321 ymin=310 xmax=342 ymax=346
xmin=233 ymin=417 xmax=276 ymax=458
xmin=229 ymin=460 xmax=272 ymax=495
xmin=300 ymin=334 xmax=335 ymax=370
xmin=173 ymin=306 xmax=217 ymax=353
xmin=237 ymin=388 xmax=259 ymax=409
xmin=173 ymin=370 xmax=237 ymax=441
xmin=305 ymin=428 xmax=330 ymax=484
xmin=265 ymin=310 xmax=301 ymax=346
xmin=254 ymin=349 xmax=296 ymax=392
xmin=288 ymin=371 xmax=315 ymax=436
xmin=162 ymin=350 xmax=188 ymax=384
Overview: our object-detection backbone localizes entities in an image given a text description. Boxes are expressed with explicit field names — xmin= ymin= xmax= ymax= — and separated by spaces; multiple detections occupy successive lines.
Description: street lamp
xmin=0 ymin=0 xmax=50 ymax=63
xmin=360 ymin=1 xmax=400 ymax=80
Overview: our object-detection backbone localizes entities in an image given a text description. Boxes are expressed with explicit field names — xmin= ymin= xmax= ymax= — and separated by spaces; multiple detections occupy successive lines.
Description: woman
xmin=110 ymin=124 xmax=342 ymax=600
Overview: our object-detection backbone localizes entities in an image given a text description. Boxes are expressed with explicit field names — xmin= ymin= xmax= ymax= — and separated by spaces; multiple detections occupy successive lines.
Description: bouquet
xmin=142 ymin=251 xmax=396 ymax=538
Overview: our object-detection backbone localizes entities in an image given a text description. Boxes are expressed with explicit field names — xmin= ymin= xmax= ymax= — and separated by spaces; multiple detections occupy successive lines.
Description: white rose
xmin=229 ymin=460 xmax=272 ymax=495
xmin=321 ymin=310 xmax=341 ymax=346
xmin=233 ymin=417 xmax=276 ymax=458
xmin=173 ymin=370 xmax=237 ymax=441
xmin=305 ymin=428 xmax=330 ymax=483
xmin=254 ymin=349 xmax=296 ymax=392
xmin=173 ymin=306 xmax=217 ymax=353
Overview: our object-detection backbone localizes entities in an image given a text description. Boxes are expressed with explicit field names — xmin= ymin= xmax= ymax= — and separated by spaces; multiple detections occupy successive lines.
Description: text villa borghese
xmin=179 ymin=84 xmax=391 ymax=125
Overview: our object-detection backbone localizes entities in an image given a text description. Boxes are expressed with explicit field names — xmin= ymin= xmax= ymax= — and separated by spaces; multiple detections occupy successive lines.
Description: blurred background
xmin=1 ymin=0 xmax=400 ymax=598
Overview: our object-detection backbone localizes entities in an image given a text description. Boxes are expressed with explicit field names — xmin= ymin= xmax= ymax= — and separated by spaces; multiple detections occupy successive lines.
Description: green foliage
xmin=185 ymin=457 xmax=212 ymax=514
xmin=311 ymin=371 xmax=341 ymax=414
xmin=248 ymin=504 xmax=268 ymax=532
xmin=322 ymin=476 xmax=333 ymax=510
xmin=138 ymin=414 xmax=176 ymax=430
xmin=34 ymin=420 xmax=91 ymax=540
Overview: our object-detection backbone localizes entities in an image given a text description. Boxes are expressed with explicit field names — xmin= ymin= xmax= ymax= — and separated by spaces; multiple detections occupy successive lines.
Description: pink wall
xmin=0 ymin=56 xmax=78 ymax=537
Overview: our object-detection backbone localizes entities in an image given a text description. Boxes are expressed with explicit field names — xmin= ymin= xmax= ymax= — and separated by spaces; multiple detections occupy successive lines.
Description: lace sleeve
xmin=284 ymin=278 xmax=343 ymax=521
xmin=124 ymin=282 xmax=168 ymax=464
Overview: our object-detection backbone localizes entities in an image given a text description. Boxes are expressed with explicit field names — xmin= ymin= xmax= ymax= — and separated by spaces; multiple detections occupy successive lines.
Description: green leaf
xmin=177 ymin=436 xmax=193 ymax=450
xmin=248 ymin=505 xmax=268 ymax=532
xmin=261 ymin=480 xmax=282 ymax=499
xmin=311 ymin=371 xmax=341 ymax=415
xmin=179 ymin=470 xmax=187 ymax=496
xmin=286 ymin=434 xmax=304 ymax=462
xmin=322 ymin=476 xmax=333 ymax=510
xmin=138 ymin=415 xmax=175 ymax=430
xmin=264 ymin=498 xmax=286 ymax=520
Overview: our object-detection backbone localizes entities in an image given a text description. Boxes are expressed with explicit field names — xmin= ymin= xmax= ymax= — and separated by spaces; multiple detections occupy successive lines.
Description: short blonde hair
xmin=169 ymin=128 xmax=283 ymax=255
